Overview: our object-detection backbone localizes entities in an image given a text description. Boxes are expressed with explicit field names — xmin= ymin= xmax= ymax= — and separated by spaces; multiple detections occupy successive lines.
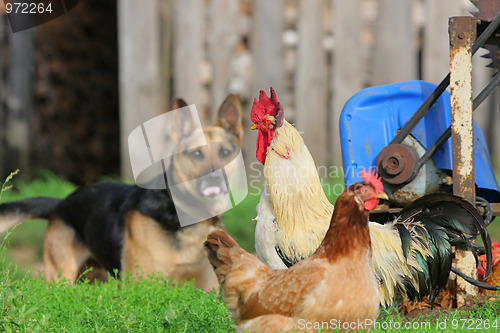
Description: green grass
xmin=224 ymin=191 xmax=260 ymax=252
xmin=0 ymin=266 xmax=234 ymax=332
xmin=0 ymin=264 xmax=499 ymax=333
xmin=371 ymin=303 xmax=500 ymax=333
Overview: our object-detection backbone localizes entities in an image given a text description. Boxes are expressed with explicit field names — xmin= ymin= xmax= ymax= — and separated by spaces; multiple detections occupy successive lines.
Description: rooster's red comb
xmin=251 ymin=87 xmax=284 ymax=126
xmin=360 ymin=168 xmax=384 ymax=193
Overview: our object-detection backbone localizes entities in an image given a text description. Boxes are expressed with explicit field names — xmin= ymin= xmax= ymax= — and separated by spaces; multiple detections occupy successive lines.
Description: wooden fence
xmin=119 ymin=0 xmax=499 ymax=178
xmin=0 ymin=0 xmax=498 ymax=183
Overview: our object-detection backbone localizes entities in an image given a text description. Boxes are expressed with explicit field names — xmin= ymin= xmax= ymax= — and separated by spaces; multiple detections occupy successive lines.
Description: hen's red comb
xmin=360 ymin=168 xmax=384 ymax=193
xmin=251 ymin=87 xmax=283 ymax=125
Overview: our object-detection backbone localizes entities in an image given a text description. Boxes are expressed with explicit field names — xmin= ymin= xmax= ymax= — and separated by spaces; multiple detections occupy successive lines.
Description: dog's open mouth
xmin=199 ymin=179 xmax=228 ymax=198
xmin=198 ymin=173 xmax=228 ymax=199
xmin=202 ymin=186 xmax=222 ymax=197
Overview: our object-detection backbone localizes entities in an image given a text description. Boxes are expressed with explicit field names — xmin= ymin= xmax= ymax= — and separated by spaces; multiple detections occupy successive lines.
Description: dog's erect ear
xmin=170 ymin=100 xmax=198 ymax=144
xmin=216 ymin=94 xmax=244 ymax=142
xmin=172 ymin=97 xmax=189 ymax=110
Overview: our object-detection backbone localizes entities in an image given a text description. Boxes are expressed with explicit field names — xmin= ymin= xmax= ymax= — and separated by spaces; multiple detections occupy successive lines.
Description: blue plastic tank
xmin=340 ymin=80 xmax=500 ymax=202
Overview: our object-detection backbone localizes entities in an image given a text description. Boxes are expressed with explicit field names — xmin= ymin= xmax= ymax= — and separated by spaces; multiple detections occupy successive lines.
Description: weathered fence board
xmin=422 ymin=0 xmax=463 ymax=83
xmin=208 ymin=0 xmax=239 ymax=122
xmin=118 ymin=0 xmax=161 ymax=178
xmin=371 ymin=0 xmax=417 ymax=85
xmin=252 ymin=0 xmax=285 ymax=96
xmin=295 ymin=0 xmax=328 ymax=167
xmin=331 ymin=0 xmax=363 ymax=166
xmin=173 ymin=0 xmax=205 ymax=120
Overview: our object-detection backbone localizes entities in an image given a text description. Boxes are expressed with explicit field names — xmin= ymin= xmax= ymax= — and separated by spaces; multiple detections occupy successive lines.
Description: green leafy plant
xmin=0 ymin=169 xmax=19 ymax=202
xmin=0 ymin=272 xmax=235 ymax=332
xmin=1 ymin=169 xmax=20 ymax=263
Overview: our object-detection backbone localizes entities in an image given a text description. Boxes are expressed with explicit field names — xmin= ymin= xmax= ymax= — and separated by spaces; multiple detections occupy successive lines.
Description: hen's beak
xmin=376 ymin=191 xmax=389 ymax=201
xmin=250 ymin=124 xmax=257 ymax=130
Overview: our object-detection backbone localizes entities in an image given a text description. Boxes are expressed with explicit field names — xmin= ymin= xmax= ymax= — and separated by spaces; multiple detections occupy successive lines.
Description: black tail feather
xmin=452 ymin=267 xmax=500 ymax=291
xmin=450 ymin=236 xmax=486 ymax=255
xmin=452 ymin=235 xmax=480 ymax=266
xmin=398 ymin=193 xmax=492 ymax=280
xmin=395 ymin=223 xmax=412 ymax=260
xmin=396 ymin=193 xmax=495 ymax=303
xmin=421 ymin=222 xmax=452 ymax=303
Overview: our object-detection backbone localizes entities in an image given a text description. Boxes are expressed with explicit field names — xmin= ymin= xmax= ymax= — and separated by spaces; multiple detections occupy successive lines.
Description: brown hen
xmin=205 ymin=178 xmax=387 ymax=332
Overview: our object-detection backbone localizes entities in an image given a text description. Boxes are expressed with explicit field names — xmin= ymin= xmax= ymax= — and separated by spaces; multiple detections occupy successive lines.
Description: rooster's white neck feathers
xmin=263 ymin=120 xmax=333 ymax=258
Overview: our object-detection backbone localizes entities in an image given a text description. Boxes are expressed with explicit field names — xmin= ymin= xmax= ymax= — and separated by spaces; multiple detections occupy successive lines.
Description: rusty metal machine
xmin=340 ymin=80 xmax=499 ymax=205
xmin=339 ymin=1 xmax=500 ymax=305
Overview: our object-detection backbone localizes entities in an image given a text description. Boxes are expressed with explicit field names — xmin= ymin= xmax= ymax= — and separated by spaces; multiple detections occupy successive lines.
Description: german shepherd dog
xmin=0 ymin=94 xmax=243 ymax=291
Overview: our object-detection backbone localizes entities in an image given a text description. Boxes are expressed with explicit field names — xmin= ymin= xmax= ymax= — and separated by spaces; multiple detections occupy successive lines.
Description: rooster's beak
xmin=250 ymin=124 xmax=257 ymax=130
xmin=376 ymin=191 xmax=389 ymax=201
